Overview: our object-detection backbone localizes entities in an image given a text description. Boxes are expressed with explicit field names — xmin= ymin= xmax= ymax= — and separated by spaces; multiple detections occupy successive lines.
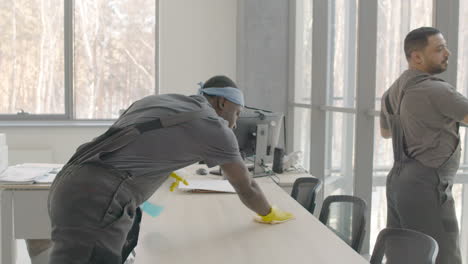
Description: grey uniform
xmin=48 ymin=94 xmax=243 ymax=264
xmin=381 ymin=69 xmax=468 ymax=264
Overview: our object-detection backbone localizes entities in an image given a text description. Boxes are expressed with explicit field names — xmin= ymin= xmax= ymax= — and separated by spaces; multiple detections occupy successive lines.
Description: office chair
xmin=290 ymin=177 xmax=321 ymax=214
xmin=370 ymin=228 xmax=438 ymax=264
xmin=319 ymin=195 xmax=367 ymax=253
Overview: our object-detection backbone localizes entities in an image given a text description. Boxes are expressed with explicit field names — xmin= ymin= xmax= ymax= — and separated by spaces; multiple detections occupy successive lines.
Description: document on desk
xmin=178 ymin=179 xmax=236 ymax=193
xmin=0 ymin=163 xmax=62 ymax=184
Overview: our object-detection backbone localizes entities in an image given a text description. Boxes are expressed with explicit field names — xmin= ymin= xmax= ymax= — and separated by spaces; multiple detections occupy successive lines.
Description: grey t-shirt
xmin=102 ymin=94 xmax=243 ymax=202
xmin=380 ymin=69 xmax=468 ymax=168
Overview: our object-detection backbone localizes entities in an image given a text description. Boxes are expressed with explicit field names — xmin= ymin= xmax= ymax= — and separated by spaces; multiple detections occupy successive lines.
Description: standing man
xmin=48 ymin=75 xmax=294 ymax=264
xmin=380 ymin=27 xmax=468 ymax=264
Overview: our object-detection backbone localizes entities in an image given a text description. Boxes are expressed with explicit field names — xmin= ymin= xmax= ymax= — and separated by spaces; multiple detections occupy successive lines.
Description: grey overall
xmin=385 ymin=94 xmax=462 ymax=264
xmin=48 ymin=108 xmax=208 ymax=264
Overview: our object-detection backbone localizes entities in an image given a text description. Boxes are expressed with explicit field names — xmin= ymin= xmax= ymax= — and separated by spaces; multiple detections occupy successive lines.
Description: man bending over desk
xmin=47 ymin=75 xmax=294 ymax=264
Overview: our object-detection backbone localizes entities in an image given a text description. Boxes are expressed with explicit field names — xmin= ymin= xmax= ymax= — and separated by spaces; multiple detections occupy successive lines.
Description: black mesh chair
xmin=370 ymin=228 xmax=439 ymax=264
xmin=319 ymin=195 xmax=367 ymax=253
xmin=290 ymin=177 xmax=321 ymax=214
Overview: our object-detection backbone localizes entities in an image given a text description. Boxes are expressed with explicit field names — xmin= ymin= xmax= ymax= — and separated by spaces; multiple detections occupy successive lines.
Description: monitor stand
xmin=252 ymin=124 xmax=274 ymax=178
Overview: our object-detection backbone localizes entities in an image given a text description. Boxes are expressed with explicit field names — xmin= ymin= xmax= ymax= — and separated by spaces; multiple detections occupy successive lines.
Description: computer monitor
xmin=233 ymin=109 xmax=283 ymax=177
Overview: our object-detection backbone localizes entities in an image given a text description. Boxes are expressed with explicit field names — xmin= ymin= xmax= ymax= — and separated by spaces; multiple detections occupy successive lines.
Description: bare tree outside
xmin=0 ymin=0 xmax=65 ymax=115
xmin=74 ymin=0 xmax=156 ymax=119
xmin=294 ymin=0 xmax=312 ymax=104
xmin=0 ymin=0 xmax=156 ymax=119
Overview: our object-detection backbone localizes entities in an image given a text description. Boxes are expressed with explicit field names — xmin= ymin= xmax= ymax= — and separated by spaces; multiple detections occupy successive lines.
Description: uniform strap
xmin=134 ymin=109 xmax=209 ymax=134
xmin=385 ymin=95 xmax=394 ymax=115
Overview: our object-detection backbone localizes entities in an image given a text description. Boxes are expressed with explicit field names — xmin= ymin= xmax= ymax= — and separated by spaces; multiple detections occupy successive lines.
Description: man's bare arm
xmin=381 ymin=127 xmax=392 ymax=139
xmin=221 ymin=161 xmax=271 ymax=216
xmin=462 ymin=114 xmax=468 ymax=124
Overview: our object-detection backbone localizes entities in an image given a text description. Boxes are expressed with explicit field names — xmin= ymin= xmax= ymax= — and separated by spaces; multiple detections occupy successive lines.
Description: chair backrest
xmin=318 ymin=195 xmax=367 ymax=253
xmin=290 ymin=177 xmax=321 ymax=214
xmin=370 ymin=228 xmax=439 ymax=264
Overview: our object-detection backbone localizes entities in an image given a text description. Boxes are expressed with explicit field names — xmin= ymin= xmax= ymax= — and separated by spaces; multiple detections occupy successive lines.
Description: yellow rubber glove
xmin=169 ymin=172 xmax=189 ymax=192
xmin=254 ymin=206 xmax=295 ymax=224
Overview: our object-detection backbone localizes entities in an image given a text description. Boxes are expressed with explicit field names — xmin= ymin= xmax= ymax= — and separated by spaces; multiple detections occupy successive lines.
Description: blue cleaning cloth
xmin=198 ymin=86 xmax=245 ymax=107
xmin=140 ymin=201 xmax=164 ymax=217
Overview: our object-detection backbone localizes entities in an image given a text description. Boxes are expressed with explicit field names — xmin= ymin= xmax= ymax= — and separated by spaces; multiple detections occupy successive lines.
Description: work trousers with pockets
xmin=386 ymin=155 xmax=461 ymax=264
xmin=48 ymin=164 xmax=137 ymax=264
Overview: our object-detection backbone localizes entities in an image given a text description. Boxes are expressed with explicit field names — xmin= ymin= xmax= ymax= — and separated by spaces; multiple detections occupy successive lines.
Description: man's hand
xmin=381 ymin=127 xmax=392 ymax=139
xmin=169 ymin=172 xmax=188 ymax=192
xmin=462 ymin=114 xmax=468 ymax=125
xmin=254 ymin=206 xmax=295 ymax=224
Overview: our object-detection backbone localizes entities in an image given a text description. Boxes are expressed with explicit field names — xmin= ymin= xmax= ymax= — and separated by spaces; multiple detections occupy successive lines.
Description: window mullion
xmin=64 ymin=0 xmax=74 ymax=120
xmin=155 ymin=0 xmax=160 ymax=95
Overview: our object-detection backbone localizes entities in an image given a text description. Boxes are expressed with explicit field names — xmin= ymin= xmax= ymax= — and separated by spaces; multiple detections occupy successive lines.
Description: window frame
xmin=0 ymin=0 xmax=159 ymax=121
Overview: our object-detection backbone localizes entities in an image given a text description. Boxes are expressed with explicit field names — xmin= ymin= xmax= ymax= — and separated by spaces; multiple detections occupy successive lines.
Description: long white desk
xmin=0 ymin=166 xmax=367 ymax=264
xmin=134 ymin=171 xmax=368 ymax=264
xmin=0 ymin=184 xmax=51 ymax=264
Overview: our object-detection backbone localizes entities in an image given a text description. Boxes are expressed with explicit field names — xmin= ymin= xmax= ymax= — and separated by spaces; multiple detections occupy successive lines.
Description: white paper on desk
xmin=0 ymin=163 xmax=62 ymax=184
xmin=34 ymin=173 xmax=58 ymax=183
xmin=178 ymin=179 xmax=236 ymax=193
xmin=0 ymin=166 xmax=51 ymax=183
xmin=21 ymin=163 xmax=63 ymax=168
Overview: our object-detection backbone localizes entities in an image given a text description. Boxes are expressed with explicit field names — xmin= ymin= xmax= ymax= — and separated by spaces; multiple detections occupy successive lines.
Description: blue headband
xmin=198 ymin=82 xmax=245 ymax=107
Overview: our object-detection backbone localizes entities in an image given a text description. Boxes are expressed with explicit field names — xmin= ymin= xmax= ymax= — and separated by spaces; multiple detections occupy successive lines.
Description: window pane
xmin=293 ymin=107 xmax=311 ymax=170
xmin=453 ymin=127 xmax=466 ymax=263
xmin=327 ymin=0 xmax=358 ymax=108
xmin=74 ymin=0 xmax=156 ymax=119
xmin=457 ymin=2 xmax=468 ymax=261
xmin=374 ymin=0 xmax=432 ymax=110
xmin=0 ymin=0 xmax=64 ymax=115
xmin=458 ymin=0 xmax=468 ymax=96
xmin=370 ymin=116 xmax=392 ymax=250
xmin=294 ymin=0 xmax=313 ymax=104
xmin=324 ymin=112 xmax=355 ymax=196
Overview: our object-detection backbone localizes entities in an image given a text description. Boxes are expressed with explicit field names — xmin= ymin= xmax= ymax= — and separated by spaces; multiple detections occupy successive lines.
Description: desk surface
xmin=135 ymin=173 xmax=368 ymax=264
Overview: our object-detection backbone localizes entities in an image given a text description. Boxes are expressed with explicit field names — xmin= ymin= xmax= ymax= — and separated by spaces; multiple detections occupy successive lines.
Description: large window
xmin=292 ymin=0 xmax=358 ymax=195
xmin=0 ymin=0 xmax=157 ymax=120
xmin=458 ymin=0 xmax=468 ymax=95
xmin=323 ymin=0 xmax=358 ymax=197
xmin=293 ymin=0 xmax=313 ymax=105
xmin=0 ymin=0 xmax=65 ymax=115
xmin=291 ymin=0 xmax=313 ymax=171
xmin=291 ymin=0 xmax=468 ymax=256
xmin=324 ymin=112 xmax=355 ymax=196
xmin=327 ymin=0 xmax=357 ymax=108
xmin=456 ymin=1 xmax=468 ymax=260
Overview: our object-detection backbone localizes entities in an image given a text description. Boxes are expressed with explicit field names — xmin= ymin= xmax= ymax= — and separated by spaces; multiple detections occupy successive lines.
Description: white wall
xmin=0 ymin=0 xmax=238 ymax=165
xmin=0 ymin=126 xmax=107 ymax=165
xmin=237 ymin=0 xmax=290 ymax=113
xmin=159 ymin=0 xmax=237 ymax=95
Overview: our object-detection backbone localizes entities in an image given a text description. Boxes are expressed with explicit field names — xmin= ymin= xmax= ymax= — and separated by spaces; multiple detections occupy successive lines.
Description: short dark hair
xmin=203 ymin=75 xmax=238 ymax=89
xmin=404 ymin=27 xmax=441 ymax=59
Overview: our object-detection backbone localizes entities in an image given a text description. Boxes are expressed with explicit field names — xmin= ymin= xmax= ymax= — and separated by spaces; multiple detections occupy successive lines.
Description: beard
xmin=428 ymin=60 xmax=448 ymax=74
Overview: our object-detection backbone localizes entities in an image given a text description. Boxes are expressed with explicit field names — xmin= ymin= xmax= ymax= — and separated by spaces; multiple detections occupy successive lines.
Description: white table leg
xmin=1 ymin=190 xmax=16 ymax=264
